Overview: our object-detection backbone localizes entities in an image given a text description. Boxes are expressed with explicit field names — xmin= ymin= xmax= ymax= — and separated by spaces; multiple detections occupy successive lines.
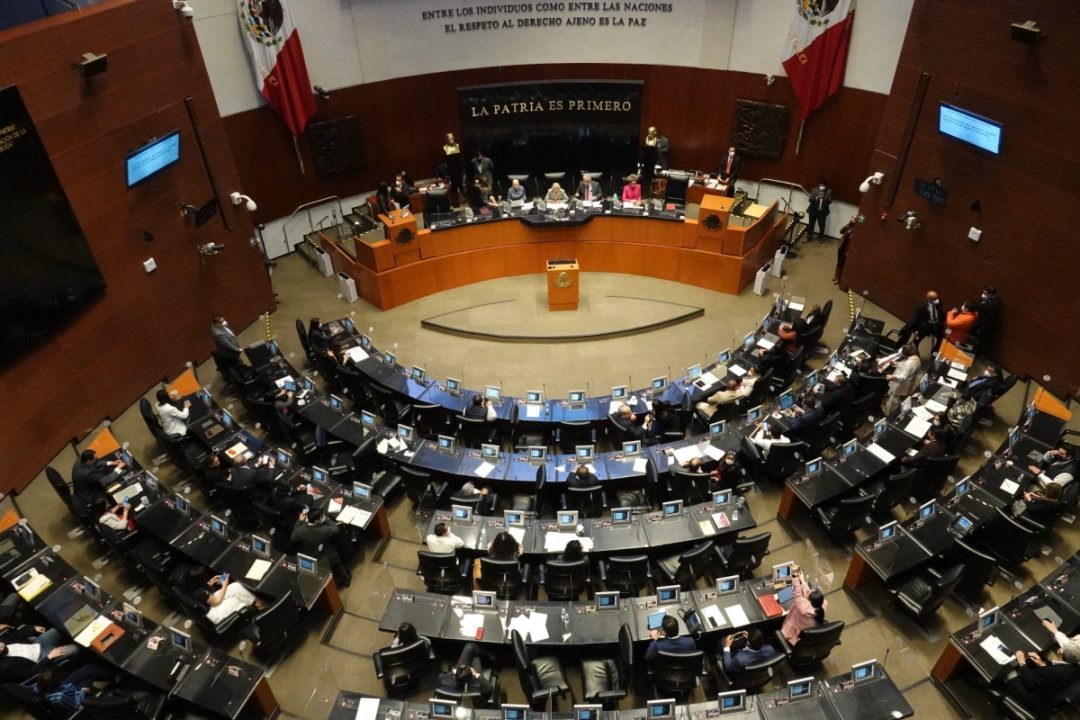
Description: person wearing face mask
xmin=713 ymin=450 xmax=746 ymax=491
xmin=945 ymin=301 xmax=979 ymax=345
xmin=963 ymin=364 xmax=1004 ymax=405
xmin=897 ymin=291 xmax=945 ymax=351
xmin=717 ymin=145 xmax=741 ymax=197
xmin=901 ymin=427 xmax=946 ymax=468
xmin=805 ymin=180 xmax=832 ymax=241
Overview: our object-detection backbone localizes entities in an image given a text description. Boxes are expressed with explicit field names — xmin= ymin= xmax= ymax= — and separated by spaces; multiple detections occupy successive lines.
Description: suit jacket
xmin=973 ymin=295 xmax=1000 ymax=335
xmin=718 ymin=152 xmax=741 ymax=181
xmin=576 ymin=180 xmax=602 ymax=200
xmin=645 ymin=634 xmax=697 ymax=662
xmin=722 ymin=643 xmax=778 ymax=675
xmin=471 ymin=156 xmax=494 ymax=180
xmin=291 ymin=521 xmax=339 ymax=555
xmin=71 ymin=459 xmax=116 ymax=508
xmin=910 ymin=301 xmax=944 ymax=332
xmin=964 ymin=373 xmax=1003 ymax=402
xmin=568 ymin=471 xmax=599 ymax=489
xmin=807 ymin=187 xmax=832 ymax=216
xmin=1017 ymin=662 xmax=1080 ymax=698
xmin=787 ymin=403 xmax=826 ymax=441
xmin=212 ymin=323 xmax=241 ymax=356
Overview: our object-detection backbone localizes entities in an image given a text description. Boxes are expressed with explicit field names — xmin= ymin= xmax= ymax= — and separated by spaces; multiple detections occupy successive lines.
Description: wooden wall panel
xmin=844 ymin=0 xmax=1080 ymax=400
xmin=0 ymin=0 xmax=274 ymax=494
xmin=223 ymin=65 xmax=887 ymax=225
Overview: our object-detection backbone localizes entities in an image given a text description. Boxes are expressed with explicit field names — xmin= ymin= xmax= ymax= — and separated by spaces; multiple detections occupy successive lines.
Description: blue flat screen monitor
xmin=853 ymin=660 xmax=876 ymax=683
xmin=446 ymin=377 xmax=461 ymax=396
xmin=175 ymin=494 xmax=190 ymax=515
xmin=429 ymin=700 xmax=456 ymax=720
xmin=209 ymin=515 xmax=226 ymax=538
xmin=919 ymin=501 xmax=935 ymax=520
xmin=411 ymin=366 xmax=425 ymax=381
xmin=526 ymin=390 xmax=543 ymax=403
xmin=804 ymin=371 xmax=818 ymax=389
xmin=611 ymin=385 xmax=627 ymax=400
xmin=251 ymin=535 xmax=270 ymax=558
xmin=954 ymin=515 xmax=973 ymax=533
xmin=878 ymin=521 xmax=897 ymax=542
xmin=299 ymin=376 xmax=314 ymax=392
xmin=568 ymin=390 xmax=586 ymax=405
xmin=397 ymin=424 xmax=414 ymax=442
xmin=805 ymin=457 xmax=823 ymax=476
xmin=742 ymin=331 xmax=754 ymax=348
xmin=360 ymin=334 xmax=372 ymax=349
xmin=980 ymin=606 xmax=999 ymax=630
xmin=662 ymin=500 xmax=683 ymax=517
xmin=312 ymin=466 xmax=328 ymax=484
xmin=788 ymin=677 xmax=813 ymax=701
xmin=329 ymin=395 xmax=344 ymax=411
xmin=169 ymin=627 xmax=192 ymax=652
xmin=713 ymin=490 xmax=731 ymax=506
xmin=126 ymin=131 xmax=180 ymax=188
xmin=596 ymin=591 xmax=619 ymax=610
xmin=353 ymin=482 xmax=372 ymax=501
xmin=622 ymin=441 xmax=641 ymax=456
xmin=710 ymin=420 xmax=726 ymax=437
xmin=275 ymin=449 xmax=291 ymax=467
xmin=485 ymin=385 xmax=502 ymax=402
xmin=717 ymin=575 xmax=738 ymax=595
xmin=297 ymin=553 xmax=318 ymax=574
xmin=778 ymin=390 xmax=795 ymax=411
xmin=841 ymin=439 xmax=858 ymax=457
xmin=651 ymin=376 xmax=667 ymax=391
xmin=955 ymin=479 xmax=970 ymax=497
xmin=718 ymin=690 xmax=746 ymax=713
xmin=611 ymin=507 xmax=631 ymax=525
xmin=122 ymin=602 xmax=142 ymax=629
xmin=472 ymin=591 xmax=496 ymax=610
xmin=575 ymin=705 xmax=601 ymax=720
xmin=383 ymin=352 xmax=395 ymax=367
xmin=360 ymin=410 xmax=376 ymax=427
xmin=82 ymin=576 xmax=100 ymax=602
xmin=874 ymin=419 xmax=887 ymax=436
xmin=557 ymin=510 xmax=578 ymax=530
xmin=452 ymin=504 xmax=472 ymax=522
xmin=746 ymin=405 xmax=762 ymax=423
xmin=940 ymin=103 xmax=1002 ymax=154
xmin=481 ymin=443 xmax=499 ymax=459
xmin=687 ymin=364 xmax=702 ymax=379
xmin=576 ymin=445 xmax=595 ymax=462
xmin=657 ymin=585 xmax=679 ymax=604
xmin=647 ymin=700 xmax=674 ymax=720
xmin=437 ymin=435 xmax=455 ymax=452
xmin=528 ymin=446 xmax=546 ymax=463
xmin=504 ymin=510 xmax=524 ymax=527
xmin=716 ymin=349 xmax=731 ymax=365
xmin=503 ymin=706 xmax=528 ymax=720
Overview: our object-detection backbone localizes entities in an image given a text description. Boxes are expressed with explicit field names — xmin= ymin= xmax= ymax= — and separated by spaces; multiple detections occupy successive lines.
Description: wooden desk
xmin=546 ymin=259 xmax=579 ymax=311
xmin=843 ymin=552 xmax=874 ymax=590
xmin=378 ymin=210 xmax=420 ymax=266
xmin=86 ymin=427 xmax=121 ymax=457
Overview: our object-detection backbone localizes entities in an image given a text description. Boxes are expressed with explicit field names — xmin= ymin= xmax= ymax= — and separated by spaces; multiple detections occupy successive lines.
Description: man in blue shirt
xmin=645 ymin=616 xmax=697 ymax=664
xmin=721 ymin=628 xmax=778 ymax=676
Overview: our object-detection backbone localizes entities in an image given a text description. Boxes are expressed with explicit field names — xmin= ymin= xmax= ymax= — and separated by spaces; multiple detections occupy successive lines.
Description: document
xmin=699 ymin=371 xmax=720 ymax=387
xmin=460 ymin=613 xmax=484 ymax=637
xmin=225 ymin=442 xmax=248 ymax=460
xmin=867 ymin=444 xmax=896 ymax=464
xmin=245 ymin=558 xmax=272 ymax=582
xmin=345 ymin=346 xmax=369 ymax=363
xmin=912 ymin=406 xmax=933 ymax=421
xmin=528 ymin=612 xmax=550 ymax=642
xmin=1000 ymin=478 xmax=1020 ymax=495
xmin=904 ymin=417 xmax=931 ymax=438
xmin=17 ymin=573 xmax=51 ymax=602
xmin=671 ymin=445 xmax=703 ymax=465
xmin=327 ymin=497 xmax=344 ymax=516
xmin=544 ymin=532 xmax=593 ymax=553
xmin=113 ymin=483 xmax=142 ymax=504
xmin=75 ymin=615 xmax=114 ymax=647
xmin=525 ymin=404 xmax=542 ymax=419
xmin=356 ymin=698 xmax=381 ymax=720
xmin=788 ymin=299 xmax=805 ymax=312
xmin=724 ymin=604 xmax=750 ymax=627
xmin=712 ymin=512 xmax=731 ymax=529
xmin=703 ymin=445 xmax=724 ymax=461
xmin=729 ymin=365 xmax=747 ymax=377
xmin=508 ymin=527 xmax=526 ymax=545
xmin=979 ymin=635 xmax=1013 ymax=665
xmin=633 ymin=458 xmax=648 ymax=473
xmin=337 ymin=506 xmax=372 ymax=528
xmin=925 ymin=398 xmax=948 ymax=414
xmin=474 ymin=461 xmax=496 ymax=478
xmin=699 ymin=603 xmax=726 ymax=629
xmin=948 ymin=367 xmax=968 ymax=382
xmin=698 ymin=520 xmax=716 ymax=536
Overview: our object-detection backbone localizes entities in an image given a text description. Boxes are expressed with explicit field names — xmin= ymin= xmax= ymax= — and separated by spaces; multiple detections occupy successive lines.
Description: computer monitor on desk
xmin=568 ymin=390 xmax=586 ymax=408
xmin=646 ymin=699 xmax=674 ymax=720
xmin=557 ymin=511 xmax=578 ymax=530
xmin=622 ymin=441 xmax=641 ymax=456
xmin=657 ymin=585 xmax=679 ymax=605
xmin=717 ymin=690 xmax=746 ymax=713
xmin=485 ymin=385 xmax=502 ymax=404
xmin=710 ymin=420 xmax=726 ymax=437
xmin=852 ymin=660 xmax=877 ymax=684
xmin=503 ymin=705 xmax=528 ymax=720
xmin=788 ymin=677 xmax=814 ymax=701
xmin=481 ymin=444 xmax=499 ymax=460
xmin=446 ymin=378 xmax=462 ymax=397
xmin=611 ymin=508 xmax=631 ymax=525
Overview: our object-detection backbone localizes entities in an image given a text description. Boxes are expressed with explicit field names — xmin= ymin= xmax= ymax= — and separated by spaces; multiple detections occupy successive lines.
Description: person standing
xmin=945 ymin=301 xmax=979 ymax=345
xmin=897 ymin=291 xmax=945 ymax=351
xmin=211 ymin=315 xmax=241 ymax=358
xmin=717 ymin=146 xmax=741 ymax=197
xmin=834 ymin=218 xmax=855 ymax=287
xmin=471 ymin=150 xmax=494 ymax=190
xmin=806 ymin=180 xmax=832 ymax=241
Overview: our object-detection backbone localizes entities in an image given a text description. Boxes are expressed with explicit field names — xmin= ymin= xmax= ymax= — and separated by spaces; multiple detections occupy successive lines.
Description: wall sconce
xmin=859 ymin=172 xmax=885 ymax=193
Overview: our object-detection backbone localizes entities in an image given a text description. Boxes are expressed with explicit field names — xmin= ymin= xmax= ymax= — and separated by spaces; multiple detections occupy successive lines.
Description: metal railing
xmin=281 ymin=196 xmax=346 ymax=257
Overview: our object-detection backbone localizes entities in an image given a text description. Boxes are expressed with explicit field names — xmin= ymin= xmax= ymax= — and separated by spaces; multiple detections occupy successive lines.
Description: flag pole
xmin=292 ymin=134 xmax=305 ymax=175
xmin=795 ymin=119 xmax=806 ymax=156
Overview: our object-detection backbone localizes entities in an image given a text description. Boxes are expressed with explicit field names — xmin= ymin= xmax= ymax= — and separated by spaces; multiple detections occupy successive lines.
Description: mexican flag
xmin=237 ymin=0 xmax=316 ymax=136
xmin=781 ymin=0 xmax=856 ymax=121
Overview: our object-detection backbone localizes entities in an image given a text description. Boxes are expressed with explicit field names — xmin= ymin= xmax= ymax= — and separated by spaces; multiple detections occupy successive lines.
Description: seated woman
xmin=187 ymin=568 xmax=265 ymax=625
xmin=621 ymin=174 xmax=642 ymax=203
xmin=390 ymin=622 xmax=430 ymax=649
xmin=474 ymin=531 xmax=522 ymax=587
xmin=544 ymin=183 xmax=568 ymax=202
xmin=558 ymin=539 xmax=584 ymax=563
xmin=780 ymin=565 xmax=827 ymax=645
xmin=1016 ymin=483 xmax=1065 ymax=527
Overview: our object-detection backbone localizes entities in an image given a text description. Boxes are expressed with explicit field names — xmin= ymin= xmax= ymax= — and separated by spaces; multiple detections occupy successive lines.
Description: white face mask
xmin=819 ymin=185 xmax=826 ymax=190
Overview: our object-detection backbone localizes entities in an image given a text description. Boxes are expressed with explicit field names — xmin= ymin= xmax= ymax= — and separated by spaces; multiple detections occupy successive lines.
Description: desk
xmin=822 ymin=663 xmax=913 ymax=719
xmin=759 ymin=684 xmax=839 ymax=719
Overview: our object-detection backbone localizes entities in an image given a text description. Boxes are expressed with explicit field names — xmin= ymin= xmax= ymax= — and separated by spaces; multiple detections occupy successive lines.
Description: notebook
xmin=245 ymin=558 xmax=272 ymax=582
xmin=17 ymin=573 xmax=53 ymax=602
xmin=756 ymin=593 xmax=783 ymax=618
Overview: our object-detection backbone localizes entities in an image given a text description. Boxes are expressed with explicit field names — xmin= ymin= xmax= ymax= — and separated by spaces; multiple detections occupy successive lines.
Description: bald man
xmin=898 ymin=290 xmax=945 ymax=351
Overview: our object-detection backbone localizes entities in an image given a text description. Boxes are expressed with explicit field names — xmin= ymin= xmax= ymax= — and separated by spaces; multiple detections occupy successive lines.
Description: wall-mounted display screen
xmin=125 ymin=130 xmax=180 ymax=188
xmin=939 ymin=103 xmax=1002 ymax=155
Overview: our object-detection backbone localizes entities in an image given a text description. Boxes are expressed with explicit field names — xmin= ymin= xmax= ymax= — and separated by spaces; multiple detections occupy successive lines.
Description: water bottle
xmin=561 ymin=607 xmax=569 ymax=629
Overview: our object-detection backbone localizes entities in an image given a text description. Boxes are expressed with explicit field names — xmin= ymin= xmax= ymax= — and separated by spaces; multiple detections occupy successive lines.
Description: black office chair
xmin=244 ymin=592 xmax=303 ymax=660
xmin=214 ymin=484 xmax=261 ymax=529
xmin=562 ymin=484 xmax=608 ymax=518
xmin=543 ymin=172 xmax=568 ymax=193
xmin=425 ymin=187 xmax=452 ymax=220
xmin=666 ymin=467 xmax=710 ymax=505
xmin=434 ymin=662 xmax=501 ymax=708
xmin=540 ymin=558 xmax=591 ymax=601
xmin=650 ymin=650 xmax=706 ymax=702
xmin=763 ymin=441 xmax=809 ymax=482
xmin=252 ymin=501 xmax=298 ymax=552
xmin=718 ymin=648 xmax=788 ymax=693
xmin=409 ymin=402 xmax=448 ymax=437
xmin=276 ymin=412 xmax=318 ymax=459
xmin=815 ymin=493 xmax=875 ymax=538
xmin=775 ymin=620 xmax=844 ymax=671
xmin=556 ymin=421 xmax=596 ymax=453
xmin=712 ymin=531 xmax=771 ymax=578
xmin=401 ymin=466 xmax=448 ymax=509
xmin=509 ymin=464 xmax=547 ymax=515
xmin=808 ymin=411 xmax=843 ymax=455
xmin=373 ymin=638 xmax=435 ymax=697
xmin=864 ymin=467 xmax=916 ymax=517
xmin=369 ymin=383 xmax=412 ymax=427
xmin=837 ymin=392 xmax=877 ymax=439
xmin=457 ymin=415 xmax=497 ymax=448
xmin=598 ymin=554 xmax=652 ymax=597
xmin=937 ymin=538 xmax=999 ymax=604
xmin=889 ymin=563 xmax=965 ymax=619
xmin=606 ymin=413 xmax=635 ymax=445
xmin=351 ymin=434 xmax=403 ymax=502
xmin=417 ymin=550 xmax=471 ymax=594
xmin=909 ymin=454 xmax=960 ymax=502
xmin=581 ymin=623 xmax=633 ymax=709
xmin=478 ymin=557 xmax=532 ymax=600
xmin=512 ymin=629 xmax=570 ymax=710
xmin=663 ymin=173 xmax=690 ymax=209
xmin=240 ymin=392 xmax=278 ymax=431
xmin=654 ymin=540 xmax=716 ymax=591
xmin=1 ymin=682 xmax=54 ymax=720
xmin=80 ymin=689 xmax=167 ymax=720
xmin=979 ymin=507 xmax=1041 ymax=567
xmin=45 ymin=466 xmax=95 ymax=530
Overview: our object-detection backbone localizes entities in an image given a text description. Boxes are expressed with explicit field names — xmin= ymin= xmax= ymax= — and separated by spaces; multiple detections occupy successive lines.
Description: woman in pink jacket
xmin=780 ymin=566 xmax=828 ymax=645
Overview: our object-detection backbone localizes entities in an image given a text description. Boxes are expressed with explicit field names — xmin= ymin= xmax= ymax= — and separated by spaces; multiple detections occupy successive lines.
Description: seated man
xmin=32 ymin=663 xmax=115 ymax=715
xmin=544 ymin=183 xmax=568 ymax=202
xmin=962 ymin=364 xmax=1004 ymax=405
xmin=291 ymin=508 xmax=350 ymax=588
xmin=307 ymin=317 xmax=333 ymax=354
xmin=750 ymin=423 xmax=792 ymax=458
xmin=576 ymin=174 xmax=601 ymax=201
xmin=464 ymin=393 xmax=497 ymax=421
xmin=616 ymin=403 xmax=654 ymax=442
xmin=188 ymin=568 xmax=265 ymax=625
xmin=696 ymin=378 xmax=750 ymax=419
xmin=721 ymin=627 xmax=778 ymax=677
xmin=1030 ymin=446 xmax=1077 ymax=490
xmin=785 ymin=398 xmax=826 ymax=443
xmin=568 ymin=463 xmax=598 ymax=488
xmin=436 ymin=642 xmax=496 ymax=701
xmin=506 ymin=178 xmax=527 ymax=203
xmin=1006 ymin=649 xmax=1080 ymax=711
xmin=425 ymin=522 xmax=465 ymax=554
xmin=645 ymin=615 xmax=697 ymax=664
xmin=1015 ymin=484 xmax=1065 ymax=527
xmin=0 ymin=626 xmax=78 ymax=683
xmin=71 ymin=450 xmax=126 ymax=514
xmin=821 ymin=373 xmax=855 ymax=413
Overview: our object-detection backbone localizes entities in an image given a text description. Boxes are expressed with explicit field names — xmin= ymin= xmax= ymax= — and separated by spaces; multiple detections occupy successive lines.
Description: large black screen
xmin=0 ymin=85 xmax=105 ymax=365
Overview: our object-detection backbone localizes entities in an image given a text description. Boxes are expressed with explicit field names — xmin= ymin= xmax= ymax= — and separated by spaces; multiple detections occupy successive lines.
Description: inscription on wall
xmin=420 ymin=2 xmax=674 ymax=33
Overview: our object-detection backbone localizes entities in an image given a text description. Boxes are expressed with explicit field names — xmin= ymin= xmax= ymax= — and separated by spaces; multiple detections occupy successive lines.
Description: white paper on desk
xmin=544 ymin=532 xmax=593 ymax=553
xmin=633 ymin=457 xmax=648 ymax=473
xmin=905 ymin=417 xmax=931 ymax=438
xmin=700 ymin=604 xmax=726 ymax=629
xmin=74 ymin=615 xmax=112 ymax=647
xmin=912 ymin=406 xmax=933 ymax=421
xmin=756 ymin=337 xmax=776 ymax=350
xmin=529 ymin=612 xmax=550 ymax=642
xmin=925 ymin=399 xmax=948 ymax=414
xmin=940 ymin=377 xmax=960 ymax=389
xmin=525 ymin=404 xmax=542 ymax=419
xmin=1000 ymin=478 xmax=1020 ymax=495
xmin=609 ymin=400 xmax=623 ymax=414
xmin=788 ymin=301 xmax=805 ymax=312
xmin=724 ymin=604 xmax=750 ymax=627
xmin=699 ymin=371 xmax=720 ymax=387
xmin=274 ymin=375 xmax=294 ymax=388
xmin=460 ymin=613 xmax=484 ymax=637
xmin=508 ymin=527 xmax=526 ymax=545
xmin=729 ymin=364 xmax=747 ymax=377
xmin=671 ymin=445 xmax=703 ymax=465
xmin=376 ymin=439 xmax=389 ymax=455
xmin=508 ymin=614 xmax=531 ymax=638
xmin=344 ymin=508 xmax=372 ymax=528
xmin=356 ymin=698 xmax=380 ymax=720
xmin=703 ymin=445 xmax=724 ymax=461
xmin=867 ymin=444 xmax=896 ymax=464
xmin=327 ymin=497 xmax=343 ymax=516
xmin=345 ymin=347 xmax=369 ymax=363
xmin=113 ymin=483 xmax=142 ymax=504
xmin=337 ymin=506 xmax=361 ymax=525
xmin=980 ymin=635 xmax=1013 ymax=665
xmin=948 ymin=367 xmax=968 ymax=381
xmin=474 ymin=461 xmax=496 ymax=478
xmin=245 ymin=558 xmax=272 ymax=582
xmin=698 ymin=520 xmax=716 ymax=536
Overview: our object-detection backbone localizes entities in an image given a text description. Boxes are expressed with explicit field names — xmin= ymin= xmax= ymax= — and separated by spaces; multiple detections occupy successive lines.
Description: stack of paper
xmin=925 ymin=398 xmax=948 ymax=414
xmin=245 ymin=558 xmax=272 ymax=582
xmin=867 ymin=444 xmax=896 ymax=464
xmin=460 ymin=613 xmax=484 ymax=637
xmin=327 ymin=497 xmax=344 ymax=516
xmin=508 ymin=611 xmax=550 ymax=642
xmin=729 ymin=365 xmax=747 ymax=377
xmin=345 ymin=347 xmax=369 ymax=363
xmin=1000 ymin=478 xmax=1020 ymax=495
xmin=699 ymin=371 xmax=720 ymax=387
xmin=724 ymin=604 xmax=750 ymax=626
xmin=474 ymin=461 xmax=496 ymax=478
xmin=544 ymin=532 xmax=593 ymax=553
xmin=712 ymin=512 xmax=731 ymax=529
xmin=698 ymin=520 xmax=716 ymax=536
xmin=904 ymin=417 xmax=931 ymax=438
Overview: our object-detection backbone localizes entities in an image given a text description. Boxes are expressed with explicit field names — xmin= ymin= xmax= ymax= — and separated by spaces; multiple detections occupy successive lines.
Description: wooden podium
xmin=379 ymin=209 xmax=420 ymax=266
xmin=546 ymin=259 xmax=579 ymax=311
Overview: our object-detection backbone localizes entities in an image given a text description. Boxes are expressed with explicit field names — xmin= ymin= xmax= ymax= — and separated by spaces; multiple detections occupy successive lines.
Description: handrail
xmin=755 ymin=178 xmax=810 ymax=211
xmin=281 ymin=195 xmax=345 ymax=254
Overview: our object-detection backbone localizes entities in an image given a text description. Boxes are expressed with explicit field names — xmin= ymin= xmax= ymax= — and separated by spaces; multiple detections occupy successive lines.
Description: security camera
xmin=230 ymin=192 xmax=257 ymax=212
xmin=173 ymin=0 xmax=194 ymax=18
xmin=858 ymin=171 xmax=885 ymax=193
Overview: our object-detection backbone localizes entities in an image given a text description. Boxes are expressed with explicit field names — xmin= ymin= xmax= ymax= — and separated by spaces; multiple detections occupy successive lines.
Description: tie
xmin=586 ymin=185 xmax=591 ymax=201
xmin=929 ymin=304 xmax=937 ymax=323
xmin=725 ymin=155 xmax=733 ymax=173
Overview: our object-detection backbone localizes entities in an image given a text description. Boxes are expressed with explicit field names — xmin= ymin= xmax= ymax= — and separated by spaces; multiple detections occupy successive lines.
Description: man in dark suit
xmin=645 ymin=615 xmax=697 ymax=664
xmin=806 ymin=180 xmax=832 ymax=241
xmin=721 ymin=628 xmax=778 ymax=677
xmin=963 ymin=364 xmax=1004 ymax=404
xmin=211 ymin=315 xmax=241 ymax=357
xmin=291 ymin=508 xmax=350 ymax=587
xmin=1006 ymin=649 xmax=1080 ymax=710
xmin=71 ymin=450 xmax=125 ymax=513
xmin=897 ymin=291 xmax=945 ymax=350
xmin=901 ymin=428 xmax=946 ymax=468
xmin=568 ymin=464 xmax=598 ymax=488
xmin=786 ymin=399 xmax=826 ymax=442
xmin=821 ymin=374 xmax=855 ymax=413
xmin=717 ymin=146 xmax=741 ymax=197
xmin=470 ymin=151 xmax=494 ymax=186
xmin=575 ymin=174 xmax=602 ymax=202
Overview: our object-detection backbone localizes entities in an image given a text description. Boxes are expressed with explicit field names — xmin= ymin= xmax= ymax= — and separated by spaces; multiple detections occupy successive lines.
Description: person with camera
xmin=721 ymin=627 xmax=778 ymax=677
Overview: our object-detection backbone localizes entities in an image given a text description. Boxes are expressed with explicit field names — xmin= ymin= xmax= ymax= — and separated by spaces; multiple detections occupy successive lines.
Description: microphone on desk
xmin=585 ymin=381 xmax=591 ymax=398
xmin=882 ymin=646 xmax=890 ymax=671
xmin=543 ymin=383 xmax=548 ymax=413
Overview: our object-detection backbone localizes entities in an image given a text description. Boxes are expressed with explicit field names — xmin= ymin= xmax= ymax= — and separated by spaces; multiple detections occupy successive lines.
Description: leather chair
xmin=45 ymin=467 xmax=95 ymax=531
xmin=807 ymin=411 xmax=843 ymax=455
xmin=373 ymin=638 xmax=435 ymax=697
xmin=556 ymin=421 xmax=596 ymax=453
xmin=252 ymin=501 xmax=298 ymax=553
xmin=717 ymin=650 xmax=787 ymax=693
xmin=909 ymin=454 xmax=961 ymax=502
xmin=80 ymin=689 xmax=167 ymax=720
xmin=401 ymin=465 xmax=448 ymax=509
xmin=598 ymin=554 xmax=652 ymax=597
xmin=837 ymin=392 xmax=877 ymax=439
xmin=417 ymin=550 xmax=471 ymax=594
xmin=540 ymin=558 xmax=591 ymax=601
xmin=276 ymin=412 xmax=318 ymax=459
xmin=369 ymin=383 xmax=411 ymax=427
xmin=815 ymin=493 xmax=875 ymax=537
xmin=562 ymin=484 xmax=608 ymax=518
xmin=510 ymin=465 xmax=547 ymax=515
xmin=512 ymin=629 xmax=570 ymax=710
xmin=1 ymin=682 xmax=53 ymax=720
xmin=245 ymin=592 xmax=303 ymax=660
xmin=889 ymin=563 xmax=965 ymax=619
xmin=712 ymin=532 xmax=771 ymax=578
xmin=864 ymin=467 xmax=916 ymax=517
xmin=478 ymin=557 xmax=532 ymax=600
xmin=763 ymin=441 xmax=809 ymax=482
xmin=666 ymin=467 xmax=710 ymax=505
xmin=774 ymin=620 xmax=844 ymax=671
xmin=411 ymin=402 xmax=449 ymax=437
xmin=543 ymin=172 xmax=568 ymax=193
xmin=458 ymin=415 xmax=497 ymax=448
xmin=937 ymin=538 xmax=999 ymax=604
xmin=650 ymin=650 xmax=706 ymax=702
xmin=606 ymin=413 xmax=635 ymax=445
xmin=239 ymin=392 xmax=278 ymax=431
xmin=581 ymin=623 xmax=633 ymax=708
xmin=351 ymin=434 xmax=403 ymax=501
xmin=980 ymin=507 xmax=1041 ymax=567
xmin=654 ymin=540 xmax=716 ymax=591
xmin=663 ymin=173 xmax=690 ymax=209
